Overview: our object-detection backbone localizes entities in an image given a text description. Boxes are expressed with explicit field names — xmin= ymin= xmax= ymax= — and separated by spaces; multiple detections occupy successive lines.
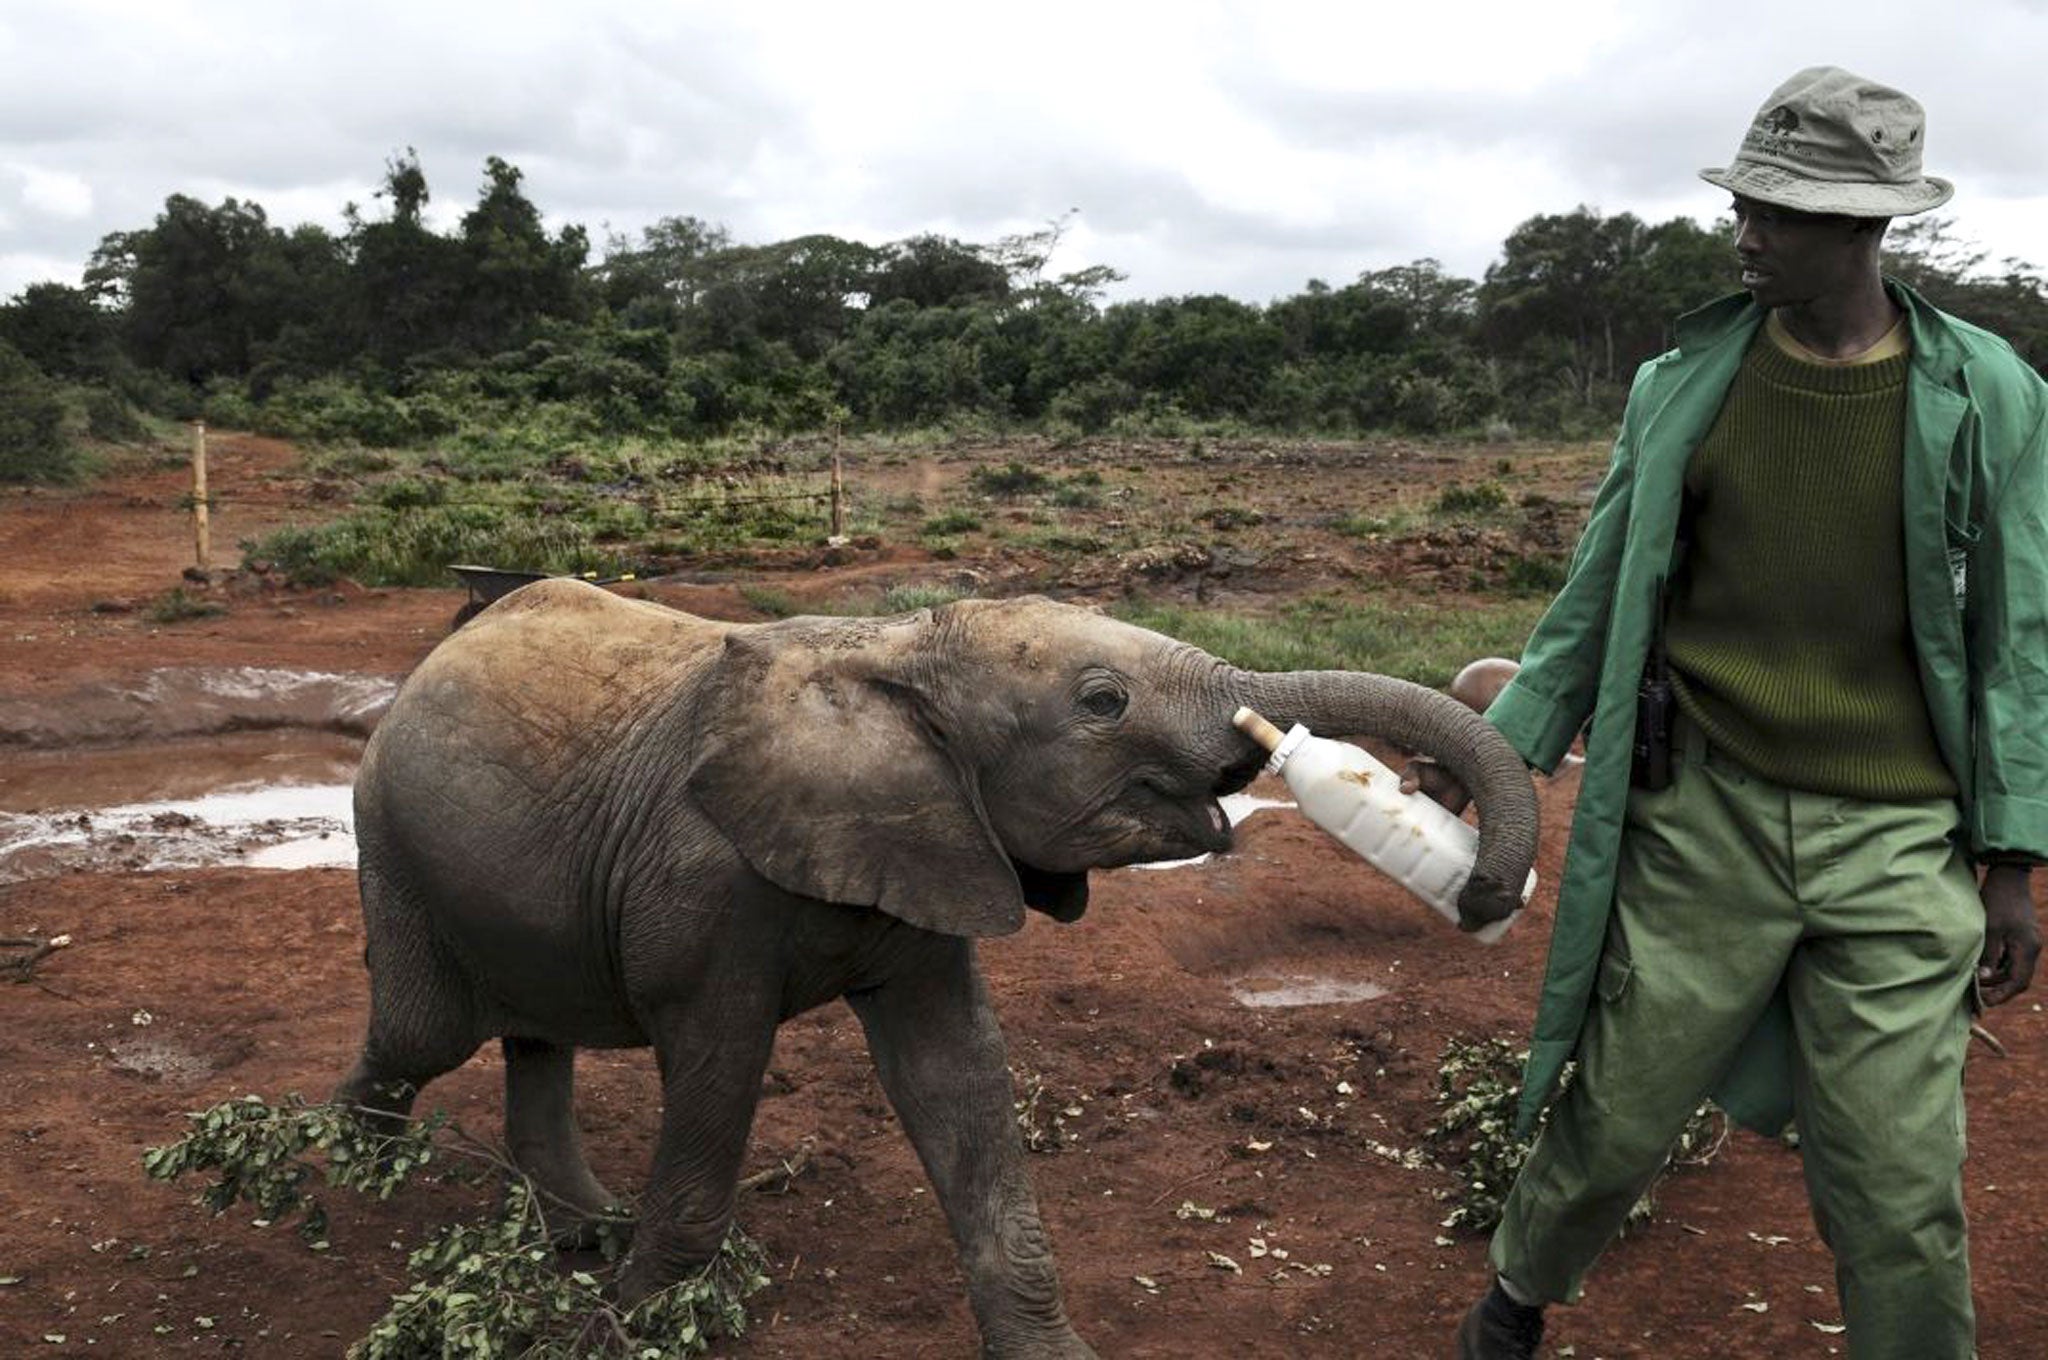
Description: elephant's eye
xmin=1079 ymin=685 xmax=1128 ymax=720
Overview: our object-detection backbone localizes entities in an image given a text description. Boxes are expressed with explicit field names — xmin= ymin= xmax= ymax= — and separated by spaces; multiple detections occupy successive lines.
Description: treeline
xmin=4 ymin=150 xmax=2046 ymax=479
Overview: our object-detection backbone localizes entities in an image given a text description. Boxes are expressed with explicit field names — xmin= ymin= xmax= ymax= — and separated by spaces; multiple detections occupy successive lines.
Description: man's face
xmin=1730 ymin=197 xmax=1878 ymax=309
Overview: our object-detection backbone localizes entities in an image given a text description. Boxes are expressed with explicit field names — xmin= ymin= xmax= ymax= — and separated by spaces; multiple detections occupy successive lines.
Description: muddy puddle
xmin=1227 ymin=975 xmax=1392 ymax=1008
xmin=0 ymin=665 xmax=394 ymax=748
xmin=0 ymin=668 xmax=391 ymax=882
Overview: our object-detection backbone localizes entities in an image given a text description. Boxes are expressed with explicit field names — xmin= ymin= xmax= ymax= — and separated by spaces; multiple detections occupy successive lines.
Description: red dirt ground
xmin=1 ymin=434 xmax=2042 ymax=1358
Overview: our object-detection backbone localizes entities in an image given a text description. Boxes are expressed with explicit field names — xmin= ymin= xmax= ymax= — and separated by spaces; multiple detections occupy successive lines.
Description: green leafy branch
xmin=1424 ymin=1038 xmax=1726 ymax=1235
xmin=143 ymin=1093 xmax=769 ymax=1358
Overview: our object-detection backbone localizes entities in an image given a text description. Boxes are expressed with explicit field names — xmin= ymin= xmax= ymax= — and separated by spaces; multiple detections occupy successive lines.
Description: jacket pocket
xmin=1596 ymin=945 xmax=1634 ymax=1005
xmin=1944 ymin=514 xmax=1980 ymax=615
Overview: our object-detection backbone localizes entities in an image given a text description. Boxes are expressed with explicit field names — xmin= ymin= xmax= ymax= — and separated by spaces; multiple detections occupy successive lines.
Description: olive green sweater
xmin=1665 ymin=327 xmax=1957 ymax=799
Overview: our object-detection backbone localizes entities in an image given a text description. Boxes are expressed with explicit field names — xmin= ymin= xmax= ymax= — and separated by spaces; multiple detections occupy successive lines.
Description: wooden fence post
xmin=191 ymin=421 xmax=211 ymax=571
xmin=830 ymin=425 xmax=845 ymax=539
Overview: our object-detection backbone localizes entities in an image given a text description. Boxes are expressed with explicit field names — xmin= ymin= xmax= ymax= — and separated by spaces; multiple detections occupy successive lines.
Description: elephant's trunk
xmin=1227 ymin=668 xmax=1538 ymax=929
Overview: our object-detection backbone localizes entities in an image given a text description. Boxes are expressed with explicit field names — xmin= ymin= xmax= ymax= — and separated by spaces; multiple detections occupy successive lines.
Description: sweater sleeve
xmin=1486 ymin=364 xmax=1653 ymax=773
xmin=1966 ymin=385 xmax=2048 ymax=862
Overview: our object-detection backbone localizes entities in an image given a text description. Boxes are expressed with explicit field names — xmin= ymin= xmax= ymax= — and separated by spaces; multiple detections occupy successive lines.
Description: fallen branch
xmin=2 ymin=933 xmax=71 ymax=982
xmin=738 ymin=1148 xmax=811 ymax=1195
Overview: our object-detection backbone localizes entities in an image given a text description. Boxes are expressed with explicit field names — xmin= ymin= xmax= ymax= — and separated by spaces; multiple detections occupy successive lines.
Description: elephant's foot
xmin=979 ymin=1326 xmax=1099 ymax=1360
xmin=508 ymin=1153 xmax=627 ymax=1249
xmin=613 ymin=1216 xmax=730 ymax=1310
xmin=538 ymin=1198 xmax=634 ymax=1253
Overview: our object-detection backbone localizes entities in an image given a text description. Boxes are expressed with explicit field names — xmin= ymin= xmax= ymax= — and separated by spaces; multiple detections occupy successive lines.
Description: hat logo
xmin=1747 ymin=102 xmax=1803 ymax=156
xmin=1760 ymin=104 xmax=1801 ymax=135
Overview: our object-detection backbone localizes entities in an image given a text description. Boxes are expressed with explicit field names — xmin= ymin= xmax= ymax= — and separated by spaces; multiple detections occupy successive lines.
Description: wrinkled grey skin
xmin=335 ymin=580 xmax=1538 ymax=1357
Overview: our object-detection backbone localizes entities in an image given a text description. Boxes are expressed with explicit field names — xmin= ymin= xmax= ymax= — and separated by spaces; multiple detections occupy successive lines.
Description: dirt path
xmin=1 ymin=435 xmax=2042 ymax=1358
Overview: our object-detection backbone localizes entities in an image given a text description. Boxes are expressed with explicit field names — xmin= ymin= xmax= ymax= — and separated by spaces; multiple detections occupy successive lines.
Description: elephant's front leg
xmin=848 ymin=942 xmax=1097 ymax=1360
xmin=617 ymin=1010 xmax=778 ymax=1307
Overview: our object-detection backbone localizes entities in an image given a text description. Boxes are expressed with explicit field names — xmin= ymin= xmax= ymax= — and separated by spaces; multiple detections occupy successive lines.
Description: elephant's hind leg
xmin=332 ymin=866 xmax=487 ymax=1131
xmin=503 ymin=1036 xmax=621 ymax=1242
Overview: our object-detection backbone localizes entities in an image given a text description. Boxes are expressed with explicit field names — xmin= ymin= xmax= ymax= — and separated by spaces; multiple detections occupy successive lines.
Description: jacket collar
xmin=1672 ymin=278 xmax=1968 ymax=383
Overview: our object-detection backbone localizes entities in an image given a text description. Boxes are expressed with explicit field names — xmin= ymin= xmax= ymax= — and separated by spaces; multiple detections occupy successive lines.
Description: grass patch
xmin=921 ymin=510 xmax=982 ymax=536
xmin=243 ymin=505 xmax=624 ymax=588
xmin=145 ymin=587 xmax=227 ymax=624
xmin=969 ymin=461 xmax=1053 ymax=497
xmin=738 ymin=584 xmax=802 ymax=618
xmin=1109 ymin=594 xmax=1548 ymax=685
xmin=1432 ymin=481 xmax=1509 ymax=517
xmin=878 ymin=583 xmax=969 ymax=613
xmin=1334 ymin=508 xmax=1422 ymax=539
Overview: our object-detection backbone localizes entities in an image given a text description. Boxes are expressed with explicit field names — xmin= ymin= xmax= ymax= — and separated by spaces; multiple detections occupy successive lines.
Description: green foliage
xmin=359 ymin=1183 xmax=766 ymax=1360
xmin=0 ymin=339 xmax=80 ymax=482
xmin=244 ymin=505 xmax=616 ymax=588
xmin=877 ymin=583 xmax=968 ymax=613
xmin=83 ymin=387 xmax=149 ymax=442
xmin=141 ymin=1093 xmax=449 ymax=1245
xmin=921 ymin=509 xmax=982 ymax=536
xmin=1425 ymin=1038 xmax=1534 ymax=1234
xmin=1431 ymin=481 xmax=1509 ymax=517
xmin=737 ymin=584 xmax=801 ymax=618
xmin=145 ymin=587 xmax=227 ymax=624
xmin=1425 ymin=1039 xmax=1726 ymax=1235
xmin=1112 ymin=595 xmax=1549 ymax=686
xmin=46 ymin=164 xmax=2043 ymax=444
xmin=142 ymin=1094 xmax=769 ymax=1358
xmin=969 ymin=460 xmax=1052 ymax=497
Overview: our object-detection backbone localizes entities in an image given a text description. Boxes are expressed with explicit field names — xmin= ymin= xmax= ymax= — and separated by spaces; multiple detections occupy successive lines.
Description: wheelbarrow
xmin=448 ymin=564 xmax=647 ymax=630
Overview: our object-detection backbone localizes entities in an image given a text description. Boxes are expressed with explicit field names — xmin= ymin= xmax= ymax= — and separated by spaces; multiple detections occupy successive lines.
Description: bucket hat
xmin=1700 ymin=66 xmax=1953 ymax=217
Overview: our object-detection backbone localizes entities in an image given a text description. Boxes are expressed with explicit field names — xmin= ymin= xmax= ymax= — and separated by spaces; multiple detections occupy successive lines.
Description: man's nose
xmin=1734 ymin=218 xmax=1763 ymax=256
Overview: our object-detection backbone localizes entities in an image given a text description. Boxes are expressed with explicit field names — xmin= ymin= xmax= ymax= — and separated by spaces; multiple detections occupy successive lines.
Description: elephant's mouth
xmin=1216 ymin=745 xmax=1266 ymax=797
xmin=1014 ymin=859 xmax=1089 ymax=923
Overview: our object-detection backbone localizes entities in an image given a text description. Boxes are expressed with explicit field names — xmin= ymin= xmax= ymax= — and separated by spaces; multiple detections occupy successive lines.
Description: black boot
xmin=1454 ymin=1278 xmax=1545 ymax=1359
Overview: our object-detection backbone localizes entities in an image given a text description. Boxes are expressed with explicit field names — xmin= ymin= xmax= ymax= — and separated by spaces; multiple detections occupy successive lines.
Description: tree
xmin=867 ymin=235 xmax=1010 ymax=310
xmin=454 ymin=156 xmax=590 ymax=352
xmin=346 ymin=157 xmax=467 ymax=375
xmin=86 ymin=194 xmax=340 ymax=385
xmin=682 ymin=234 xmax=881 ymax=360
xmin=0 ymin=282 xmax=121 ymax=381
xmin=1886 ymin=218 xmax=2048 ymax=372
xmin=594 ymin=215 xmax=733 ymax=325
xmin=0 ymin=338 xmax=77 ymax=481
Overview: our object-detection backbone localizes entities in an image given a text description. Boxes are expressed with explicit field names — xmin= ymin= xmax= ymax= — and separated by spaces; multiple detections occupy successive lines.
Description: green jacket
xmin=1489 ymin=281 xmax=2048 ymax=1134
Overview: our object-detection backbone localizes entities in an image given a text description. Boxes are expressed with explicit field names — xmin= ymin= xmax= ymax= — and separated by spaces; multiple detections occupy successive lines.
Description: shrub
xmin=969 ymin=460 xmax=1052 ymax=497
xmin=921 ymin=510 xmax=982 ymax=536
xmin=83 ymin=388 xmax=149 ymax=442
xmin=1432 ymin=481 xmax=1509 ymax=517
xmin=0 ymin=339 xmax=80 ymax=483
xmin=245 ymin=505 xmax=615 ymax=588
xmin=145 ymin=587 xmax=227 ymax=624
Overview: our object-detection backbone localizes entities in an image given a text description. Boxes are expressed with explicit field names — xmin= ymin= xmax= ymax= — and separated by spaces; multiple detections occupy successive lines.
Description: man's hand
xmin=1977 ymin=864 xmax=2040 ymax=1008
xmin=1400 ymin=758 xmax=1471 ymax=816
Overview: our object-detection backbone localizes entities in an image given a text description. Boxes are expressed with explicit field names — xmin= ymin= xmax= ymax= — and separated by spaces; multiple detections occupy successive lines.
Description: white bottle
xmin=1233 ymin=706 xmax=1531 ymax=943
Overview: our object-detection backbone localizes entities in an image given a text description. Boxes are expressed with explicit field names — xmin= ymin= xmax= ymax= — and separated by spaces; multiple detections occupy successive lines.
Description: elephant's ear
xmin=690 ymin=615 xmax=1026 ymax=938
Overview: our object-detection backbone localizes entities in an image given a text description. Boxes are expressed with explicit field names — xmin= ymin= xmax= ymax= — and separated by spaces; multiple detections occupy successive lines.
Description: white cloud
xmin=0 ymin=0 xmax=2042 ymax=305
xmin=10 ymin=164 xmax=94 ymax=218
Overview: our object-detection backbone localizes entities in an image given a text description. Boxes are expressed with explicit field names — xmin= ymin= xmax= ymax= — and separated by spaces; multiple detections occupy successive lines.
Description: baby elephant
xmin=335 ymin=581 xmax=1537 ymax=1356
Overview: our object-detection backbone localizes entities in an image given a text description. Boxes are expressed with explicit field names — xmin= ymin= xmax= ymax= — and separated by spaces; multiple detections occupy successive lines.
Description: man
xmin=1423 ymin=67 xmax=2045 ymax=1359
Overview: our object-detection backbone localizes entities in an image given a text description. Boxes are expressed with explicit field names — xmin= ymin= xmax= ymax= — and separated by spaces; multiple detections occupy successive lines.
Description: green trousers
xmin=1491 ymin=722 xmax=1982 ymax=1359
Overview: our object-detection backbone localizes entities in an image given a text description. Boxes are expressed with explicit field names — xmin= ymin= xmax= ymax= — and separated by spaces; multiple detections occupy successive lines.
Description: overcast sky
xmin=3 ymin=0 xmax=2044 ymax=306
